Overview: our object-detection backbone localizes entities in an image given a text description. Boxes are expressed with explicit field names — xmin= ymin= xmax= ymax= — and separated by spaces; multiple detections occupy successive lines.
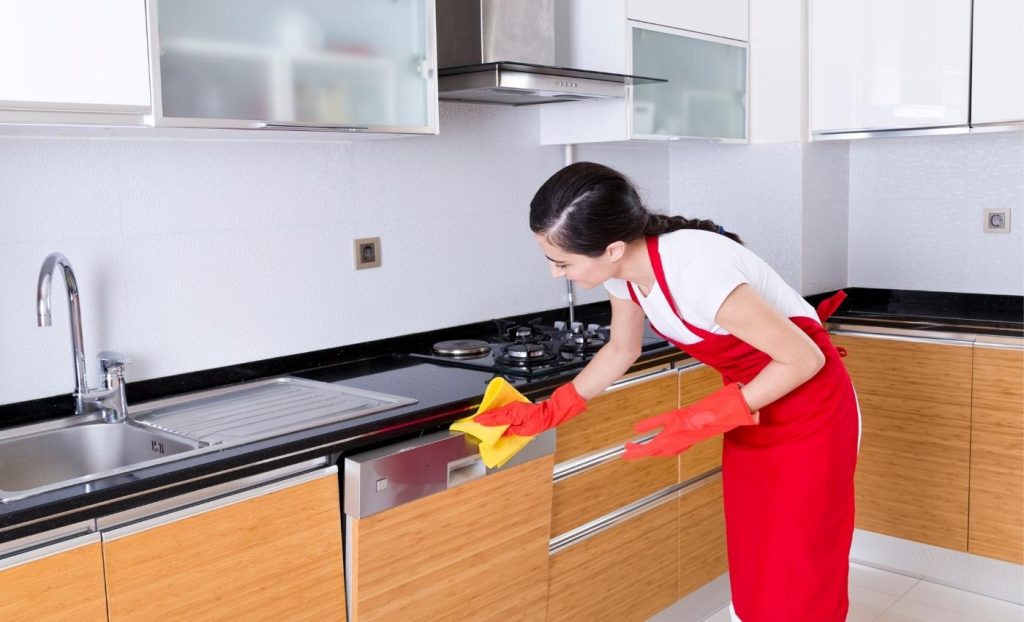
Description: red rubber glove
xmin=474 ymin=382 xmax=587 ymax=437
xmin=622 ymin=383 xmax=758 ymax=460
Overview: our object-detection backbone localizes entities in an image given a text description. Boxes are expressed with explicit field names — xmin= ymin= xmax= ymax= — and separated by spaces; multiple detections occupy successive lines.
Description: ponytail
xmin=643 ymin=213 xmax=744 ymax=245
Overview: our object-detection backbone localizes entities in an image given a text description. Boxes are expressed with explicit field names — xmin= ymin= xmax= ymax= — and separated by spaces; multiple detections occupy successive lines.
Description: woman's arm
xmin=571 ymin=295 xmax=647 ymax=400
xmin=713 ymin=284 xmax=825 ymax=411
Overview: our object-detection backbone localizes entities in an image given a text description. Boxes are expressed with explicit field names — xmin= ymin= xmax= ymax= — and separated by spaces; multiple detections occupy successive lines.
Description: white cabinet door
xmin=631 ymin=24 xmax=748 ymax=141
xmin=971 ymin=0 xmax=1024 ymax=126
xmin=810 ymin=0 xmax=971 ymax=134
xmin=0 ymin=0 xmax=150 ymax=112
xmin=151 ymin=0 xmax=437 ymax=134
xmin=627 ymin=0 xmax=748 ymax=42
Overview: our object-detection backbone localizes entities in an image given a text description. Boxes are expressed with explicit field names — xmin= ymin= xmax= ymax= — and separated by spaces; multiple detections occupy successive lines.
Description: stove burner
xmin=559 ymin=334 xmax=606 ymax=355
xmin=432 ymin=339 xmax=491 ymax=359
xmin=495 ymin=343 xmax=557 ymax=366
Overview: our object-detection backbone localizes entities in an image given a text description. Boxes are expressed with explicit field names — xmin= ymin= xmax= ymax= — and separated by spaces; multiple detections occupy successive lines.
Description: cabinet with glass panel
xmin=148 ymin=0 xmax=438 ymax=134
xmin=541 ymin=0 xmax=748 ymax=145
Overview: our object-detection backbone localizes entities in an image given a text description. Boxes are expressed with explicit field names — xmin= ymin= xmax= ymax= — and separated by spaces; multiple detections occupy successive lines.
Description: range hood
xmin=436 ymin=0 xmax=664 ymax=106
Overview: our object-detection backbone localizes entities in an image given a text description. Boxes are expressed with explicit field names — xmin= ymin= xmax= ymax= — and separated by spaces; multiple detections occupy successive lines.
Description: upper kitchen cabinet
xmin=0 ymin=0 xmax=151 ymax=125
xmin=541 ymin=0 xmax=748 ymax=145
xmin=810 ymin=0 xmax=972 ymax=138
xmin=970 ymin=0 xmax=1024 ymax=129
xmin=626 ymin=0 xmax=748 ymax=42
xmin=149 ymin=0 xmax=438 ymax=134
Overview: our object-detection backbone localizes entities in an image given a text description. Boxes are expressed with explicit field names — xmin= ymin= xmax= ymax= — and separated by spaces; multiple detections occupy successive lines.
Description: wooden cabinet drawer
xmin=833 ymin=334 xmax=973 ymax=551
xmin=547 ymin=501 xmax=678 ymax=621
xmin=678 ymin=364 xmax=725 ymax=479
xmin=552 ymin=456 xmax=677 ymax=537
xmin=0 ymin=534 xmax=107 ymax=622
xmin=556 ymin=371 xmax=678 ymax=462
xmin=968 ymin=345 xmax=1024 ymax=563
xmin=678 ymin=478 xmax=727 ymax=598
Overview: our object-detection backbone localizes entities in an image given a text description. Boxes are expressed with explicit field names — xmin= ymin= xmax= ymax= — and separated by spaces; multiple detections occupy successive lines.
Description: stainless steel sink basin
xmin=0 ymin=420 xmax=203 ymax=502
xmin=0 ymin=376 xmax=416 ymax=503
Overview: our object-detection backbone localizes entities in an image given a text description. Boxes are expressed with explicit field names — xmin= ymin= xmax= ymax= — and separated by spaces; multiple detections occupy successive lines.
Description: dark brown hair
xmin=529 ymin=162 xmax=742 ymax=256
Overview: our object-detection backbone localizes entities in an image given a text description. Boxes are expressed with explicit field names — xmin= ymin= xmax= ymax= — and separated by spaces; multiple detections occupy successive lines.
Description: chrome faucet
xmin=37 ymin=253 xmax=129 ymax=422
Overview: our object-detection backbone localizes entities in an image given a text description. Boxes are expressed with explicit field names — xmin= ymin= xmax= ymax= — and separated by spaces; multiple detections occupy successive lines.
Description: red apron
xmin=626 ymin=236 xmax=859 ymax=622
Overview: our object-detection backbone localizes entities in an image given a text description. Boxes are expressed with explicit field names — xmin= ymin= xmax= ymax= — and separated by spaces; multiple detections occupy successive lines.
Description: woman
xmin=475 ymin=162 xmax=860 ymax=622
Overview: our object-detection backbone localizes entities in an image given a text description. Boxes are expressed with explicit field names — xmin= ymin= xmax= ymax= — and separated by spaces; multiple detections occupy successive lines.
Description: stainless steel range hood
xmin=436 ymin=0 xmax=664 ymax=106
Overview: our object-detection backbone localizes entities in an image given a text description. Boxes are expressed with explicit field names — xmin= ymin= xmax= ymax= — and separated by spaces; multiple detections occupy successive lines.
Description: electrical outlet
xmin=354 ymin=237 xmax=381 ymax=269
xmin=984 ymin=209 xmax=1011 ymax=233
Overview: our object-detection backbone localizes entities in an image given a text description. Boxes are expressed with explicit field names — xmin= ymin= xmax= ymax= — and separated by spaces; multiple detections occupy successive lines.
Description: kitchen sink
xmin=0 ymin=420 xmax=204 ymax=502
xmin=0 ymin=376 xmax=417 ymax=503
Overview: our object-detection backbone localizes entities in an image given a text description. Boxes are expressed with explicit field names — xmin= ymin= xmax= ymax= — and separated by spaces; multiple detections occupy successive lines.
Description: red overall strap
xmin=645 ymin=236 xmax=718 ymax=340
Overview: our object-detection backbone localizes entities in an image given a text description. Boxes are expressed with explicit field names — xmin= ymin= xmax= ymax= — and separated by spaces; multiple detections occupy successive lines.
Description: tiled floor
xmin=700 ymin=563 xmax=1024 ymax=622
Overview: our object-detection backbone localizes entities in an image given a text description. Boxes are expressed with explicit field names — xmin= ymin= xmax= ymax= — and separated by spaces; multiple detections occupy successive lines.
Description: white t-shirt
xmin=604 ymin=229 xmax=818 ymax=345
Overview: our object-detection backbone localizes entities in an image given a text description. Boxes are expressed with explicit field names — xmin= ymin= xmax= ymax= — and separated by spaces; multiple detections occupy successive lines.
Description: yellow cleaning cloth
xmin=450 ymin=377 xmax=535 ymax=468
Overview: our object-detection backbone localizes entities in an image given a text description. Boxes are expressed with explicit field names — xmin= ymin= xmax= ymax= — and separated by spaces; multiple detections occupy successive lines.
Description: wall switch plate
xmin=354 ymin=237 xmax=381 ymax=269
xmin=984 ymin=209 xmax=1011 ymax=233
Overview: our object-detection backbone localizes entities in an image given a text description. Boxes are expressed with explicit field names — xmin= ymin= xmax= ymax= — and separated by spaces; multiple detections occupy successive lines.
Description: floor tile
xmin=848 ymin=584 xmax=902 ymax=621
xmin=849 ymin=563 xmax=920 ymax=597
xmin=701 ymin=608 xmax=731 ymax=622
xmin=879 ymin=598 xmax=987 ymax=622
xmin=900 ymin=581 xmax=1024 ymax=622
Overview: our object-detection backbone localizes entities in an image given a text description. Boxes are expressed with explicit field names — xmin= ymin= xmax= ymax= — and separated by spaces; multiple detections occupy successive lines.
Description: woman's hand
xmin=474 ymin=382 xmax=587 ymax=436
xmin=623 ymin=383 xmax=757 ymax=459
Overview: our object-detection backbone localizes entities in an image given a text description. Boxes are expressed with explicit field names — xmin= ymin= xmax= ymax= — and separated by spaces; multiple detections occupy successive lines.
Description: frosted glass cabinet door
xmin=151 ymin=0 xmax=436 ymax=133
xmin=810 ymin=0 xmax=971 ymax=134
xmin=631 ymin=24 xmax=748 ymax=141
xmin=971 ymin=0 xmax=1024 ymax=126
xmin=0 ymin=0 xmax=150 ymax=111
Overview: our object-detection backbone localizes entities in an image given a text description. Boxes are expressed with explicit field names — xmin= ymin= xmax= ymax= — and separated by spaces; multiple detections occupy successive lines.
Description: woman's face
xmin=534 ymin=234 xmax=617 ymax=289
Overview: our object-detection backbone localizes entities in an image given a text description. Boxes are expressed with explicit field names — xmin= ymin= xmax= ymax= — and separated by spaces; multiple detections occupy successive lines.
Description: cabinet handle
xmin=447 ymin=455 xmax=486 ymax=488
xmin=0 ymin=530 xmax=99 ymax=571
xmin=264 ymin=122 xmax=369 ymax=132
xmin=98 ymin=459 xmax=332 ymax=537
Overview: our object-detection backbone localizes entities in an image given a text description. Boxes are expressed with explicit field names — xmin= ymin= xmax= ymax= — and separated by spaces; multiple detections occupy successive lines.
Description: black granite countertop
xmin=1 ymin=289 xmax=1019 ymax=542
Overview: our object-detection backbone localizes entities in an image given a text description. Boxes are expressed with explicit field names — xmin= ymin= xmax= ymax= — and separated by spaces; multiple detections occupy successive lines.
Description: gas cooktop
xmin=405 ymin=318 xmax=665 ymax=379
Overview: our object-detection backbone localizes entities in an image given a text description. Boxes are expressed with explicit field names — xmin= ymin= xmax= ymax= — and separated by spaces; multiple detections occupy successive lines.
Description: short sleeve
xmin=603 ymin=278 xmax=632 ymax=301
xmin=677 ymin=257 xmax=749 ymax=327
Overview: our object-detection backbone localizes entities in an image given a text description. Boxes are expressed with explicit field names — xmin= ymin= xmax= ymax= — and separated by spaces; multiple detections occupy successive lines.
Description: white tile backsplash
xmin=1 ymin=105 xmax=1021 ymax=406
xmin=848 ymin=133 xmax=1024 ymax=295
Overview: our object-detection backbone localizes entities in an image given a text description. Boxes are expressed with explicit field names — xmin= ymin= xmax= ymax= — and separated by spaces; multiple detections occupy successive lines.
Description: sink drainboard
xmin=132 ymin=377 xmax=417 ymax=445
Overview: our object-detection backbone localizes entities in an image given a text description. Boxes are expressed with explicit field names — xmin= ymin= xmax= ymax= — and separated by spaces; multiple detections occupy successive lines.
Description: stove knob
xmin=570 ymin=321 xmax=583 ymax=333
xmin=553 ymin=321 xmax=567 ymax=331
xmin=513 ymin=326 xmax=532 ymax=338
xmin=587 ymin=323 xmax=600 ymax=333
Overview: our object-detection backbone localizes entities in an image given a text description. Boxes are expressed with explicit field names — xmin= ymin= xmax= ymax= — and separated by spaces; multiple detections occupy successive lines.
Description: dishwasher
xmin=342 ymin=429 xmax=557 ymax=622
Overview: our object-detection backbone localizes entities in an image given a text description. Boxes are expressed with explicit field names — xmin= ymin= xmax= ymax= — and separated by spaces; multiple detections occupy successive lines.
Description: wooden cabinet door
xmin=678 ymin=364 xmax=725 ymax=480
xmin=0 ymin=533 xmax=106 ymax=622
xmin=547 ymin=501 xmax=678 ymax=621
xmin=556 ymin=370 xmax=678 ymax=462
xmin=348 ymin=456 xmax=554 ymax=622
xmin=103 ymin=469 xmax=346 ymax=622
xmin=833 ymin=334 xmax=973 ymax=550
xmin=968 ymin=345 xmax=1024 ymax=563
xmin=678 ymin=478 xmax=727 ymax=599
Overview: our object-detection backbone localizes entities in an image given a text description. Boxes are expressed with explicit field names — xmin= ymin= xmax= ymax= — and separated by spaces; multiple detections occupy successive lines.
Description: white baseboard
xmin=851 ymin=529 xmax=1024 ymax=605
xmin=647 ymin=573 xmax=731 ymax=622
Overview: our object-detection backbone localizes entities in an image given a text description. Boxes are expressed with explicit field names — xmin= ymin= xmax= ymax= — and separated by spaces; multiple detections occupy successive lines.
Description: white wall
xmin=802 ymin=141 xmax=850 ymax=294
xmin=848 ymin=132 xmax=1024 ymax=295
xmin=669 ymin=143 xmax=805 ymax=288
xmin=0 ymin=104 xmax=571 ymax=405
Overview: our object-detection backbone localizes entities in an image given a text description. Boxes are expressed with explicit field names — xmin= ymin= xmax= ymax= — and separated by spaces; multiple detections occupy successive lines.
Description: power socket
xmin=984 ymin=209 xmax=1011 ymax=233
xmin=354 ymin=237 xmax=381 ymax=269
